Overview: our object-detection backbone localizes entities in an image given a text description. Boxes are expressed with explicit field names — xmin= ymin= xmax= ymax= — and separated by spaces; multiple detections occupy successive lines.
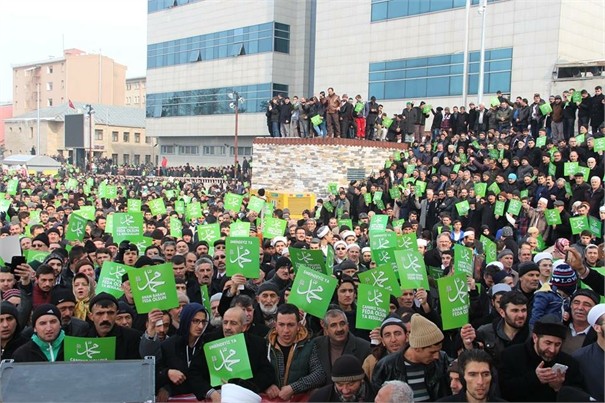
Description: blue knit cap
xmin=177 ymin=303 xmax=208 ymax=338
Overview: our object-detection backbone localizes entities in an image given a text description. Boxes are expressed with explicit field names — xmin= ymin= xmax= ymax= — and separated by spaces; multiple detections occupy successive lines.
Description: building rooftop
xmin=6 ymin=102 xmax=145 ymax=128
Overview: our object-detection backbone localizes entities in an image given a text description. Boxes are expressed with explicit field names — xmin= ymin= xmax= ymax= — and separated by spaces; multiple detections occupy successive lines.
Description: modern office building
xmin=147 ymin=0 xmax=604 ymax=166
xmin=12 ymin=49 xmax=127 ymax=116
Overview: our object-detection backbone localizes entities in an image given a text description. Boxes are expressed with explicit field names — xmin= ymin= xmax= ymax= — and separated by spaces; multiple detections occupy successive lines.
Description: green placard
xmin=536 ymin=136 xmax=547 ymax=148
xmin=288 ymin=266 xmax=337 ymax=318
xmin=230 ymin=221 xmax=250 ymax=238
xmin=224 ymin=193 xmax=244 ymax=212
xmin=507 ymin=199 xmax=522 ymax=216
xmin=382 ymin=117 xmax=394 ymax=128
xmin=65 ymin=212 xmax=88 ymax=241
xmin=325 ymin=245 xmax=334 ymax=274
xmin=75 ymin=206 xmax=95 ymax=221
xmin=593 ymin=137 xmax=605 ymax=152
xmin=358 ymin=265 xmax=402 ymax=297
xmin=422 ymin=104 xmax=432 ymax=114
xmin=490 ymin=97 xmax=500 ymax=107
xmin=480 ymin=235 xmax=497 ymax=263
xmin=64 ymin=336 xmax=116 ymax=361
xmin=197 ymin=223 xmax=221 ymax=244
xmin=105 ymin=214 xmax=114 ymax=234
xmin=148 ymin=198 xmax=167 ymax=216
xmin=572 ymin=91 xmax=582 ymax=103
xmin=225 ymin=237 xmax=260 ymax=278
xmin=105 ymin=185 xmax=118 ymax=199
xmin=545 ymin=209 xmax=562 ymax=225
xmin=415 ymin=181 xmax=427 ymax=196
xmin=371 ymin=248 xmax=398 ymax=273
xmin=565 ymin=182 xmax=572 ymax=196
xmin=373 ymin=191 xmax=383 ymax=204
xmin=494 ymin=201 xmax=505 ymax=216
xmin=392 ymin=219 xmax=405 ymax=230
xmin=129 ymin=236 xmax=154 ymax=255
xmin=588 ymin=216 xmax=602 ymax=237
xmin=95 ymin=261 xmax=127 ymax=298
xmin=580 ymin=267 xmax=605 ymax=303
xmin=338 ymin=219 xmax=353 ymax=230
xmin=311 ymin=115 xmax=323 ymax=126
xmin=66 ymin=178 xmax=78 ymax=190
xmin=520 ymin=189 xmax=529 ymax=199
xmin=26 ymin=250 xmax=49 ymax=264
xmin=575 ymin=133 xmax=585 ymax=144
xmin=438 ymin=274 xmax=470 ymax=330
xmin=323 ymin=201 xmax=334 ymax=213
xmin=165 ymin=190 xmax=175 ymax=200
xmin=354 ymin=102 xmax=364 ymax=113
xmin=548 ymin=163 xmax=556 ymax=177
xmin=127 ymin=199 xmax=142 ymax=212
xmin=570 ymin=216 xmax=589 ymax=235
xmin=170 ymin=217 xmax=183 ymax=238
xmin=356 ymin=283 xmax=390 ymax=330
xmin=0 ymin=199 xmax=11 ymax=213
xmin=369 ymin=214 xmax=389 ymax=233
xmin=370 ymin=232 xmax=398 ymax=250
xmin=112 ymin=212 xmax=144 ymax=244
xmin=397 ymin=232 xmax=417 ymax=250
xmin=327 ymin=183 xmax=338 ymax=195
xmin=395 ymin=249 xmax=429 ymax=290
xmin=289 ymin=248 xmax=326 ymax=274
xmin=578 ymin=166 xmax=590 ymax=181
xmin=389 ymin=187 xmax=401 ymax=199
xmin=474 ymin=183 xmax=487 ymax=198
xmin=564 ymin=162 xmax=579 ymax=176
xmin=186 ymin=202 xmax=202 ymax=220
xmin=455 ymin=200 xmax=470 ymax=216
xmin=6 ymin=179 xmax=18 ymax=196
xmin=175 ymin=200 xmax=185 ymax=215
xmin=129 ymin=263 xmax=179 ymax=313
xmin=539 ymin=103 xmax=552 ymax=115
xmin=200 ymin=284 xmax=212 ymax=313
xmin=263 ymin=217 xmax=287 ymax=239
xmin=454 ymin=244 xmax=474 ymax=276
xmin=204 ymin=333 xmax=252 ymax=387
xmin=363 ymin=193 xmax=372 ymax=206
xmin=488 ymin=182 xmax=501 ymax=195
xmin=247 ymin=196 xmax=265 ymax=213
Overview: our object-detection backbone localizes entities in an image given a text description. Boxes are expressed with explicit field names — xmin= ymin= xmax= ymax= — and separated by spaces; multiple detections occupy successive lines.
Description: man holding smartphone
xmin=499 ymin=315 xmax=584 ymax=401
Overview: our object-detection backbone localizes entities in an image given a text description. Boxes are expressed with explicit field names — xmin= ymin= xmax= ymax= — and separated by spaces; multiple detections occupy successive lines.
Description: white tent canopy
xmin=2 ymin=154 xmax=61 ymax=171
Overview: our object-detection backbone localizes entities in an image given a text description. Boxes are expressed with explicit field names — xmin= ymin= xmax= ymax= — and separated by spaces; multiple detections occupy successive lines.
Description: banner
xmin=64 ymin=336 xmax=116 ymax=361
xmin=75 ymin=206 xmax=95 ymax=221
xmin=397 ymin=232 xmax=417 ymax=250
xmin=371 ymin=248 xmax=398 ymax=274
xmin=356 ymin=283 xmax=389 ymax=330
xmin=454 ymin=244 xmax=474 ymax=276
xmin=570 ymin=216 xmax=589 ymax=235
xmin=65 ymin=212 xmax=88 ymax=241
xmin=148 ymin=198 xmax=167 ymax=216
xmin=507 ymin=199 xmax=522 ymax=216
xmin=369 ymin=215 xmax=389 ymax=233
xmin=455 ymin=200 xmax=470 ymax=216
xmin=225 ymin=237 xmax=260 ymax=278
xmin=229 ymin=221 xmax=251 ymax=238
xmin=480 ymin=235 xmax=497 ymax=264
xmin=224 ymin=193 xmax=244 ymax=212
xmin=112 ymin=212 xmax=144 ymax=244
xmin=395 ymin=249 xmax=429 ymax=290
xmin=197 ymin=224 xmax=221 ymax=245
xmin=289 ymin=248 xmax=326 ymax=274
xmin=544 ymin=209 xmax=562 ymax=225
xmin=437 ymin=274 xmax=470 ymax=330
xmin=129 ymin=263 xmax=179 ymax=313
xmin=370 ymin=232 xmax=398 ymax=250
xmin=262 ymin=217 xmax=287 ymax=239
xmin=358 ymin=265 xmax=402 ymax=297
xmin=288 ymin=266 xmax=337 ymax=318
xmin=204 ymin=334 xmax=252 ymax=387
xmin=95 ymin=261 xmax=128 ymax=298
xmin=494 ymin=201 xmax=505 ymax=216
xmin=247 ymin=196 xmax=265 ymax=213
xmin=170 ymin=217 xmax=183 ymax=238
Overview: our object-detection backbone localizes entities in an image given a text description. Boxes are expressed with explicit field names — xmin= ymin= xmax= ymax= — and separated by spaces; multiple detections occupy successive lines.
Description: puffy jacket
xmin=371 ymin=347 xmax=451 ymax=401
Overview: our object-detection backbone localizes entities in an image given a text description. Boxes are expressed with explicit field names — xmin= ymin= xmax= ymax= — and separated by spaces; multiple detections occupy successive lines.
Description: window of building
xmin=123 ymin=132 xmax=130 ymax=142
xmin=30 ymin=127 xmax=34 ymax=139
xmin=145 ymin=136 xmax=152 ymax=144
xmin=135 ymin=133 xmax=141 ymax=143
xmin=145 ymin=155 xmax=151 ymax=164
xmin=47 ymin=65 xmax=53 ymax=74
xmin=147 ymin=21 xmax=290 ymax=69
xmin=126 ymin=83 xmax=132 ymax=90
xmin=146 ymin=82 xmax=287 ymax=118
xmin=126 ymin=97 xmax=131 ymax=104
xmin=112 ymin=153 xmax=118 ymax=163
xmin=47 ymin=98 xmax=53 ymax=107
xmin=95 ymin=129 xmax=103 ymax=141
xmin=61 ymin=80 xmax=64 ymax=89
xmin=135 ymin=96 xmax=140 ymax=103
xmin=112 ymin=131 xmax=119 ymax=142
xmin=371 ymin=0 xmax=504 ymax=22
xmin=178 ymin=145 xmax=199 ymax=155
xmin=134 ymin=83 xmax=140 ymax=89
xmin=133 ymin=154 xmax=140 ymax=165
xmin=161 ymin=145 xmax=175 ymax=154
xmin=554 ymin=63 xmax=605 ymax=80
xmin=46 ymin=82 xmax=53 ymax=91
xmin=368 ymin=47 xmax=512 ymax=100
xmin=123 ymin=154 xmax=130 ymax=164
xmin=229 ymin=146 xmax=252 ymax=156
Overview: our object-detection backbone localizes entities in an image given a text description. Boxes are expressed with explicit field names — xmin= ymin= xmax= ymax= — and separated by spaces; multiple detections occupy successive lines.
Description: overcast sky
xmin=0 ymin=0 xmax=147 ymax=103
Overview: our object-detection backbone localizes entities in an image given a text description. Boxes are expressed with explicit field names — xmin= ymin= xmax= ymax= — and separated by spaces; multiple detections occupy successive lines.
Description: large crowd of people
xmin=0 ymin=84 xmax=604 ymax=403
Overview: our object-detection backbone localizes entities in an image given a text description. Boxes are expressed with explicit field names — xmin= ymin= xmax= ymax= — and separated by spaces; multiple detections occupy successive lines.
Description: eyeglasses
xmin=214 ymin=255 xmax=226 ymax=260
xmin=32 ymin=243 xmax=45 ymax=248
xmin=191 ymin=319 xmax=208 ymax=326
xmin=335 ymin=247 xmax=346 ymax=251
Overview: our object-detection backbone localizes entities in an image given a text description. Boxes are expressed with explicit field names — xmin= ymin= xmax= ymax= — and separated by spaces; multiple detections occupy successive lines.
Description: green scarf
xmin=32 ymin=330 xmax=65 ymax=362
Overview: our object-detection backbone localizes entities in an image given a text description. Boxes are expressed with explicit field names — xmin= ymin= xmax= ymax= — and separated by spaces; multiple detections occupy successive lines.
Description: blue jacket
xmin=530 ymin=283 xmax=567 ymax=325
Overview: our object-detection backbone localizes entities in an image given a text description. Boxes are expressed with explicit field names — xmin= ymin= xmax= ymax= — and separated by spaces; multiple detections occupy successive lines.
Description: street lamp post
xmin=85 ymin=104 xmax=95 ymax=171
xmin=228 ymin=91 xmax=245 ymax=169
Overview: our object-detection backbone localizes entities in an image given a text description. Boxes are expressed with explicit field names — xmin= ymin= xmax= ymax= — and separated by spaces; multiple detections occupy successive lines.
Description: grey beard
xmin=210 ymin=316 xmax=222 ymax=327
xmin=260 ymin=304 xmax=278 ymax=316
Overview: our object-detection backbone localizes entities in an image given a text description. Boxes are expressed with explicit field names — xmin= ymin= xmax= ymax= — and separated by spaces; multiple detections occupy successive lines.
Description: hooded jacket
xmin=156 ymin=303 xmax=208 ymax=396
xmin=13 ymin=330 xmax=65 ymax=362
